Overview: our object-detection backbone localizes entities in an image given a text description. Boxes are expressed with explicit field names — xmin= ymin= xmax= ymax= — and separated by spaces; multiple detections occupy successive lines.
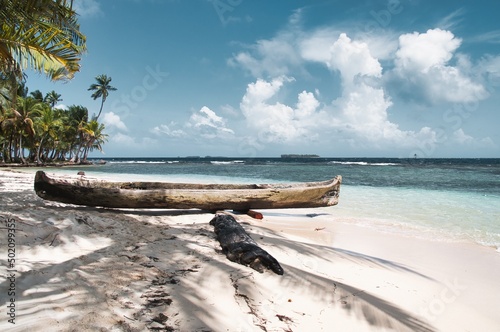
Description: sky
xmin=26 ymin=0 xmax=500 ymax=158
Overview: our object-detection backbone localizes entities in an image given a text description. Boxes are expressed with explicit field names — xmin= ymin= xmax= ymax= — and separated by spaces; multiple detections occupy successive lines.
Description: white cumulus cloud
xmin=391 ymin=28 xmax=488 ymax=103
xmin=326 ymin=33 xmax=382 ymax=83
xmin=396 ymin=29 xmax=461 ymax=72
xmin=187 ymin=106 xmax=234 ymax=139
xmin=102 ymin=112 xmax=127 ymax=131
xmin=240 ymin=77 xmax=325 ymax=143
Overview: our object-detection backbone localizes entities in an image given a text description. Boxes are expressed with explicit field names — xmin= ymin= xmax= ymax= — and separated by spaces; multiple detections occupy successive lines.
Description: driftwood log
xmin=210 ymin=213 xmax=284 ymax=275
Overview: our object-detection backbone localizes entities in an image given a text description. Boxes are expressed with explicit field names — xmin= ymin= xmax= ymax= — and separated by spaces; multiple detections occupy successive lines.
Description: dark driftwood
xmin=34 ymin=171 xmax=341 ymax=210
xmin=210 ymin=212 xmax=284 ymax=275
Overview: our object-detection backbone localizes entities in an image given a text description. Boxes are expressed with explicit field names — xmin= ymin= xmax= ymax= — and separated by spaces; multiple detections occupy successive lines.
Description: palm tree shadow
xmin=279 ymin=264 xmax=434 ymax=332
xmin=2 ymin=191 xmax=435 ymax=331
xmin=233 ymin=222 xmax=436 ymax=332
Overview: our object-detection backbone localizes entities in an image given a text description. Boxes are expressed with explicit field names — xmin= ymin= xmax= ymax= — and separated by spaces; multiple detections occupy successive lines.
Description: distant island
xmin=281 ymin=154 xmax=320 ymax=158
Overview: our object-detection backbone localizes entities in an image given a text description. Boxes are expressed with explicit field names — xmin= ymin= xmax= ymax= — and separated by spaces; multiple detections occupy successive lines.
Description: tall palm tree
xmin=44 ymin=90 xmax=62 ymax=108
xmin=88 ymin=74 xmax=117 ymax=120
xmin=13 ymin=96 xmax=43 ymax=162
xmin=34 ymin=104 xmax=61 ymax=164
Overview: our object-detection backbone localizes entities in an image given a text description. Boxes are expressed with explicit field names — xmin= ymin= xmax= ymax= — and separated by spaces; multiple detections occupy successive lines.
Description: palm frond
xmin=0 ymin=0 xmax=86 ymax=80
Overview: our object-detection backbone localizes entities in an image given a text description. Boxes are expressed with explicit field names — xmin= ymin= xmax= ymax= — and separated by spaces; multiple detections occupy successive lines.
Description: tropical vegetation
xmin=0 ymin=1 xmax=115 ymax=164
xmin=0 ymin=89 xmax=108 ymax=164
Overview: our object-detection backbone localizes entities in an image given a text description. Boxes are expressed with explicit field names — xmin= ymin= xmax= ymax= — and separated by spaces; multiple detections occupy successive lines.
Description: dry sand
xmin=0 ymin=169 xmax=499 ymax=331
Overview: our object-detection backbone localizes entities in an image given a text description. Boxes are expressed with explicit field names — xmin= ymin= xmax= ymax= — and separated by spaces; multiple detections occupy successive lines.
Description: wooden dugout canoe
xmin=34 ymin=171 xmax=341 ymax=210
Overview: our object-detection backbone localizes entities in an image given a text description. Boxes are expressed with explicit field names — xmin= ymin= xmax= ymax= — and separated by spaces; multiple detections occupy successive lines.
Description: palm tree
xmin=58 ymin=104 xmax=87 ymax=161
xmin=44 ymin=90 xmax=62 ymax=108
xmin=80 ymin=119 xmax=107 ymax=161
xmin=0 ymin=106 xmax=15 ymax=161
xmin=13 ymin=96 xmax=43 ymax=162
xmin=88 ymin=74 xmax=117 ymax=120
xmin=0 ymin=0 xmax=86 ymax=97
xmin=0 ymin=77 xmax=11 ymax=109
xmin=30 ymin=90 xmax=44 ymax=102
xmin=34 ymin=104 xmax=61 ymax=164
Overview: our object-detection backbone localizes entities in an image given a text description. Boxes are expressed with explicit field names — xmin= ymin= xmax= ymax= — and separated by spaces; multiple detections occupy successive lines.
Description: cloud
xmin=478 ymin=55 xmax=500 ymax=82
xmin=436 ymin=8 xmax=466 ymax=30
xmin=102 ymin=112 xmax=127 ymax=131
xmin=326 ymin=33 xmax=382 ymax=84
xmin=111 ymin=132 xmax=135 ymax=144
xmin=390 ymin=28 xmax=488 ymax=104
xmin=187 ymin=106 xmax=234 ymax=139
xmin=226 ymin=13 xmax=498 ymax=154
xmin=237 ymin=31 xmax=445 ymax=150
xmin=240 ymin=77 xmax=326 ymax=143
xmin=151 ymin=122 xmax=186 ymax=138
xmin=470 ymin=30 xmax=500 ymax=44
xmin=228 ymin=31 xmax=303 ymax=78
xmin=451 ymin=129 xmax=495 ymax=147
xmin=239 ymin=74 xmax=436 ymax=150
xmin=111 ymin=133 xmax=157 ymax=148
xmin=396 ymin=29 xmax=460 ymax=72
xmin=306 ymin=32 xmax=429 ymax=147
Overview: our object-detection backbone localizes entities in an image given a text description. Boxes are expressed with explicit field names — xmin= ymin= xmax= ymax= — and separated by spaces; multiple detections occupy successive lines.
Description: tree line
xmin=1 ymin=85 xmax=108 ymax=164
xmin=0 ymin=0 xmax=116 ymax=164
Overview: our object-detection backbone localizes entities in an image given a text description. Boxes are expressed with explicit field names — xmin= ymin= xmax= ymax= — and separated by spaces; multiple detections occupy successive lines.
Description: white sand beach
xmin=1 ymin=169 xmax=499 ymax=331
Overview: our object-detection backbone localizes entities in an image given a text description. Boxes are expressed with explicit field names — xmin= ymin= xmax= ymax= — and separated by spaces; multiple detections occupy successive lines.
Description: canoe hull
xmin=34 ymin=171 xmax=341 ymax=210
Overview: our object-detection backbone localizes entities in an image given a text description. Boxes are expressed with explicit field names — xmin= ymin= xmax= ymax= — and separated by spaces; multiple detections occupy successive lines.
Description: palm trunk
xmin=19 ymin=135 xmax=26 ymax=164
xmin=95 ymin=99 xmax=104 ymax=120
xmin=36 ymin=135 xmax=46 ymax=164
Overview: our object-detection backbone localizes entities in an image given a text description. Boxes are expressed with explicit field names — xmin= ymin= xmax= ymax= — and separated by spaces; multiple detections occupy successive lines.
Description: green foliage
xmin=0 ymin=94 xmax=106 ymax=164
xmin=0 ymin=0 xmax=86 ymax=81
xmin=0 ymin=2 xmax=112 ymax=164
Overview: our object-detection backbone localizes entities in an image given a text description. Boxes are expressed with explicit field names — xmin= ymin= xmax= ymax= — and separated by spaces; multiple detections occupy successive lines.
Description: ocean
xmin=57 ymin=157 xmax=500 ymax=251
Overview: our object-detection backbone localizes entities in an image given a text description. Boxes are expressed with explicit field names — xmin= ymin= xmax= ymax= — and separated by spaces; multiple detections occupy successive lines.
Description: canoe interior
xmin=35 ymin=171 xmax=339 ymax=190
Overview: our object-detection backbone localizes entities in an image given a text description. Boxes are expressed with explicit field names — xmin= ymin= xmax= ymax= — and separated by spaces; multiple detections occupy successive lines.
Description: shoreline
xmin=1 ymin=169 xmax=499 ymax=331
xmin=0 ymin=161 xmax=102 ymax=168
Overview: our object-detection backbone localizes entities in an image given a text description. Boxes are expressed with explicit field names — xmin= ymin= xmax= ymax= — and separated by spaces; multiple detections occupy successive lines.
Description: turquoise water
xmin=51 ymin=157 xmax=500 ymax=250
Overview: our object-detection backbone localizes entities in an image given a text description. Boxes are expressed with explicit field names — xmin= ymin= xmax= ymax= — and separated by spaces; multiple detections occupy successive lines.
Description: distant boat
xmin=34 ymin=171 xmax=341 ymax=210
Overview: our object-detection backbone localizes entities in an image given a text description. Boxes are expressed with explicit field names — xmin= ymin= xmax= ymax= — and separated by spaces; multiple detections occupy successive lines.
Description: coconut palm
xmin=58 ymin=105 xmax=87 ymax=161
xmin=88 ymin=74 xmax=117 ymax=120
xmin=0 ymin=0 xmax=86 ymax=91
xmin=34 ymin=104 xmax=61 ymax=164
xmin=0 ymin=106 xmax=15 ymax=161
xmin=80 ymin=119 xmax=107 ymax=161
xmin=44 ymin=90 xmax=62 ymax=108
xmin=0 ymin=78 xmax=11 ymax=110
xmin=30 ymin=89 xmax=44 ymax=102
xmin=12 ymin=96 xmax=43 ymax=162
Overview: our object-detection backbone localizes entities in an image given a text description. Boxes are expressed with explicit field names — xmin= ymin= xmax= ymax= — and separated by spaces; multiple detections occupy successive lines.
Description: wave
xmin=210 ymin=160 xmax=245 ymax=165
xmin=329 ymin=161 xmax=399 ymax=166
xmin=109 ymin=161 xmax=166 ymax=164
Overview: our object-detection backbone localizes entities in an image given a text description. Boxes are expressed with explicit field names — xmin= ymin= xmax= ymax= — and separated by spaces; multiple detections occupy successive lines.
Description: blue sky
xmin=27 ymin=0 xmax=500 ymax=158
